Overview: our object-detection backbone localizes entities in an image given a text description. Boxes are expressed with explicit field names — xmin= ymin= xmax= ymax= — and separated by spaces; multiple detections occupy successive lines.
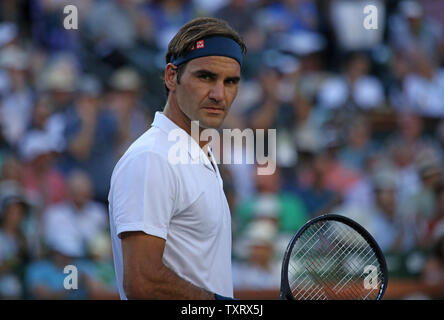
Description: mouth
xmin=203 ymin=107 xmax=225 ymax=114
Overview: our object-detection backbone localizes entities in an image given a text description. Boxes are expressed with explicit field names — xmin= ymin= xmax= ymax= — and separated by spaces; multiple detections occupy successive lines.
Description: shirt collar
xmin=151 ymin=112 xmax=216 ymax=170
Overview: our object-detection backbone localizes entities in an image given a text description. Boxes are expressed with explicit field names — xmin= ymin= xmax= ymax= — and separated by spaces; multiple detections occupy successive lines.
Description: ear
xmin=165 ymin=63 xmax=178 ymax=93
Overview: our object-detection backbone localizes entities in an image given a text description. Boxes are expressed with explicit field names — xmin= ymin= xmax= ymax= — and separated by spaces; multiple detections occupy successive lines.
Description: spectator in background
xmin=86 ymin=232 xmax=119 ymax=299
xmin=248 ymin=67 xmax=291 ymax=131
xmin=25 ymin=234 xmax=98 ymax=300
xmin=318 ymin=51 xmax=385 ymax=112
xmin=0 ymin=130 xmax=10 ymax=172
xmin=424 ymin=185 xmax=444 ymax=247
xmin=387 ymin=139 xmax=421 ymax=211
xmin=389 ymin=0 xmax=443 ymax=63
xmin=84 ymin=0 xmax=156 ymax=72
xmin=390 ymin=112 xmax=438 ymax=160
xmin=107 ymin=67 xmax=150 ymax=159
xmin=215 ymin=0 xmax=257 ymax=37
xmin=0 ymin=45 xmax=33 ymax=147
xmin=367 ymin=170 xmax=416 ymax=254
xmin=42 ymin=170 xmax=108 ymax=260
xmin=312 ymin=131 xmax=361 ymax=196
xmin=25 ymin=95 xmax=65 ymax=163
xmin=259 ymin=0 xmax=320 ymax=34
xmin=291 ymin=151 xmax=340 ymax=217
xmin=39 ymin=54 xmax=79 ymax=145
xmin=386 ymin=113 xmax=439 ymax=207
xmin=422 ymin=228 xmax=444 ymax=286
xmin=30 ymin=0 xmax=84 ymax=53
xmin=0 ymin=156 xmax=23 ymax=187
xmin=403 ymin=153 xmax=443 ymax=238
xmin=388 ymin=50 xmax=411 ymax=111
xmin=61 ymin=74 xmax=118 ymax=203
xmin=402 ymin=49 xmax=444 ymax=117
xmin=234 ymin=165 xmax=309 ymax=236
xmin=338 ymin=116 xmax=379 ymax=171
xmin=85 ymin=0 xmax=140 ymax=51
xmin=328 ymin=0 xmax=385 ymax=52
xmin=20 ymin=131 xmax=67 ymax=212
xmin=232 ymin=219 xmax=281 ymax=290
xmin=215 ymin=0 xmax=265 ymax=54
xmin=291 ymin=88 xmax=326 ymax=155
xmin=143 ymin=0 xmax=197 ymax=50
xmin=0 ymin=184 xmax=30 ymax=299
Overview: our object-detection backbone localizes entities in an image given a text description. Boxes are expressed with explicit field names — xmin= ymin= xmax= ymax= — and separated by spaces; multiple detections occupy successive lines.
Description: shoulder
xmin=114 ymin=128 xmax=175 ymax=172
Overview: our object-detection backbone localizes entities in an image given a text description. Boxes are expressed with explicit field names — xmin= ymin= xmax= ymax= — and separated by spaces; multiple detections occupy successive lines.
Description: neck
xmin=163 ymin=97 xmax=209 ymax=149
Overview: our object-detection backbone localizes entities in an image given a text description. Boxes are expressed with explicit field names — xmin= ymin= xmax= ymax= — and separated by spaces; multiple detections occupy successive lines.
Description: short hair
xmin=164 ymin=17 xmax=247 ymax=96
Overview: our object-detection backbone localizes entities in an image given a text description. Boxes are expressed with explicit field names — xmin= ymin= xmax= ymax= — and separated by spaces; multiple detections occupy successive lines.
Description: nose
xmin=208 ymin=80 xmax=225 ymax=104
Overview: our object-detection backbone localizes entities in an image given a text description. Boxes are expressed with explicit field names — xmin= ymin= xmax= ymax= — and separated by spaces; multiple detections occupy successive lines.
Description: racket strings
xmin=288 ymin=220 xmax=382 ymax=300
xmin=294 ymin=223 xmax=380 ymax=299
xmin=290 ymin=224 xmax=345 ymax=299
xmin=301 ymin=222 xmax=379 ymax=299
xmin=292 ymin=224 xmax=360 ymax=299
xmin=289 ymin=223 xmax=344 ymax=300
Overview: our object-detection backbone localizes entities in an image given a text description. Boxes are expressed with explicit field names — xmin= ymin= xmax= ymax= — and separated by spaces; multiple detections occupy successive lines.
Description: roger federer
xmin=108 ymin=17 xmax=247 ymax=299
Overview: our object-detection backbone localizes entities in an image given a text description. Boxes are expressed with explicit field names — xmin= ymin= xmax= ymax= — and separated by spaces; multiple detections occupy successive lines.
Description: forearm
xmin=125 ymin=263 xmax=215 ymax=300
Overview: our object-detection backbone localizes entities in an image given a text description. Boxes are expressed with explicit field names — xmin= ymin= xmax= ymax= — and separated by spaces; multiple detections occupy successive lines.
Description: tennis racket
xmin=280 ymin=214 xmax=388 ymax=300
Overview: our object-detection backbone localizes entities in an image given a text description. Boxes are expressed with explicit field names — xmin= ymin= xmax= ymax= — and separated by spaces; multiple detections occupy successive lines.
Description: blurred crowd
xmin=0 ymin=0 xmax=443 ymax=299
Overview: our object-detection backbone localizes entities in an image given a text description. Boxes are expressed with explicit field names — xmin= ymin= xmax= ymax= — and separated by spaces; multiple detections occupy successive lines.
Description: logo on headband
xmin=191 ymin=40 xmax=205 ymax=51
xmin=196 ymin=40 xmax=204 ymax=49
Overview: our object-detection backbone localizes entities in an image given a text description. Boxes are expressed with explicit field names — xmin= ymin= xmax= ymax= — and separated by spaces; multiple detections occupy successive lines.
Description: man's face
xmin=174 ymin=56 xmax=241 ymax=129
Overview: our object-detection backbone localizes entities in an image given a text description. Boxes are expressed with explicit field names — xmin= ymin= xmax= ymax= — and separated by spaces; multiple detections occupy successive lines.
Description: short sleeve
xmin=110 ymin=151 xmax=177 ymax=240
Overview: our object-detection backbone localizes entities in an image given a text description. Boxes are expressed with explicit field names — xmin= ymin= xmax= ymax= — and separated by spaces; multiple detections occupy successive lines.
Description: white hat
xmin=244 ymin=220 xmax=278 ymax=247
xmin=40 ymin=55 xmax=78 ymax=92
xmin=110 ymin=67 xmax=141 ymax=91
xmin=0 ymin=46 xmax=28 ymax=70
xmin=20 ymin=131 xmax=59 ymax=161
xmin=400 ymin=1 xmax=423 ymax=18
xmin=279 ymin=31 xmax=326 ymax=56
xmin=372 ymin=169 xmax=397 ymax=191
xmin=0 ymin=23 xmax=18 ymax=47
xmin=253 ymin=194 xmax=280 ymax=219
xmin=47 ymin=235 xmax=84 ymax=258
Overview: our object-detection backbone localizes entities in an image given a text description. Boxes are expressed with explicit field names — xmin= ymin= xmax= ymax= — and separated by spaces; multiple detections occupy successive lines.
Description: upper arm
xmin=120 ymin=231 xmax=166 ymax=297
xmin=111 ymin=151 xmax=177 ymax=240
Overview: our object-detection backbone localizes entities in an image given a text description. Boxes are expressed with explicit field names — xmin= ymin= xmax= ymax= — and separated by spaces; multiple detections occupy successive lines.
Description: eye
xmin=225 ymin=78 xmax=239 ymax=85
xmin=199 ymin=74 xmax=212 ymax=80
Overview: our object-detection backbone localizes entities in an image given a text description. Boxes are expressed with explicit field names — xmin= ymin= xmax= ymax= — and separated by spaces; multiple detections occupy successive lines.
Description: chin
xmin=200 ymin=117 xmax=224 ymax=129
xmin=197 ymin=112 xmax=225 ymax=129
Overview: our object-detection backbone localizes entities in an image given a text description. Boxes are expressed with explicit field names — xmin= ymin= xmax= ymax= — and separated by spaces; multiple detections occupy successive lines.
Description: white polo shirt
xmin=108 ymin=112 xmax=233 ymax=299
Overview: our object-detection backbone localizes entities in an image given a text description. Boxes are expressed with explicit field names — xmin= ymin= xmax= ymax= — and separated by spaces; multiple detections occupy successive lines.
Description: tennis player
xmin=108 ymin=17 xmax=247 ymax=299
